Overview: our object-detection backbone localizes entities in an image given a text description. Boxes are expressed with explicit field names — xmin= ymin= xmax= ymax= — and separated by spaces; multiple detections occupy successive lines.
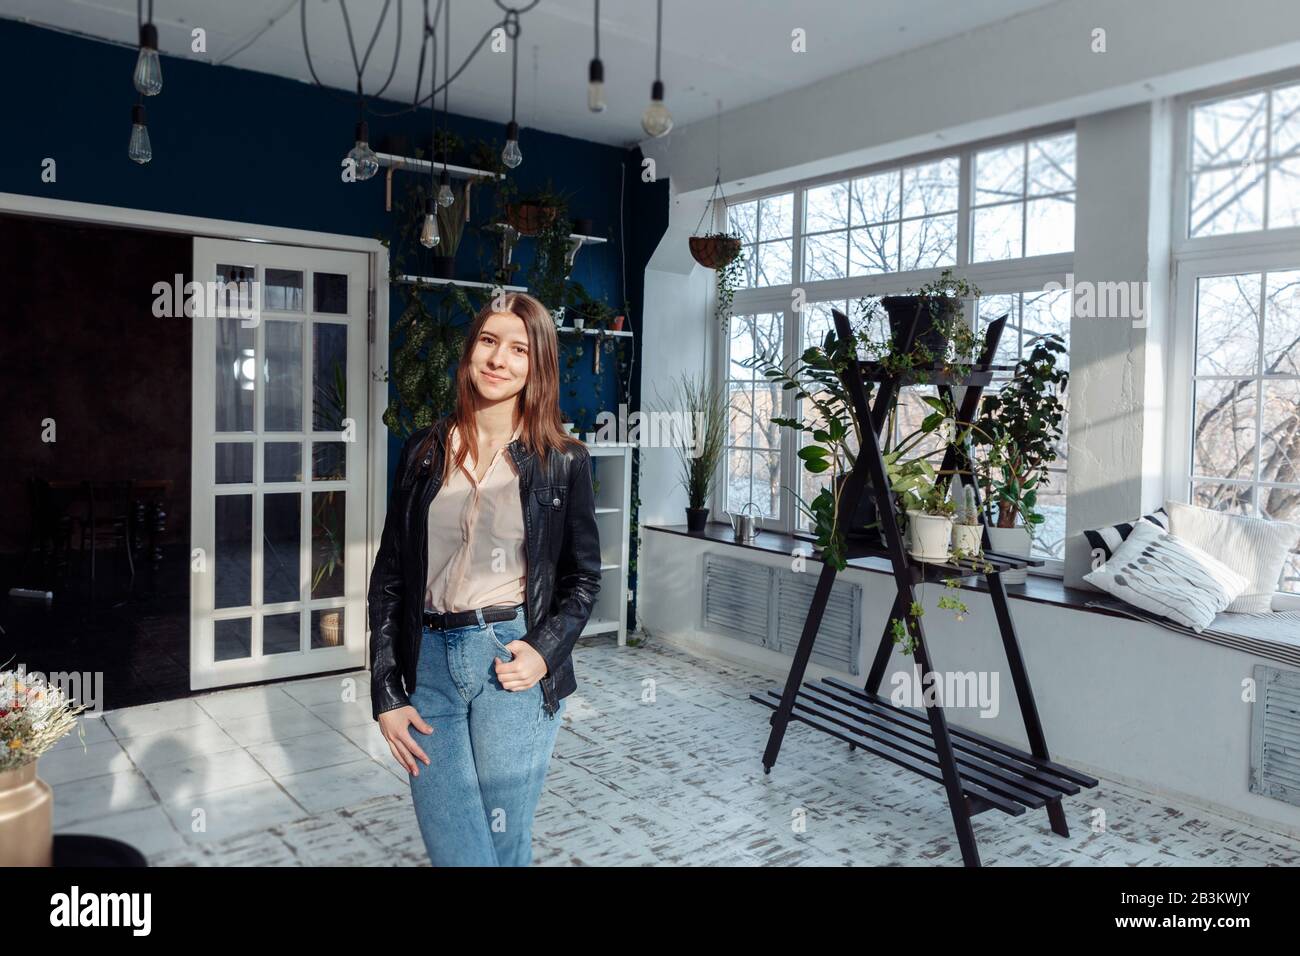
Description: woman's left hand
xmin=494 ymin=641 xmax=548 ymax=691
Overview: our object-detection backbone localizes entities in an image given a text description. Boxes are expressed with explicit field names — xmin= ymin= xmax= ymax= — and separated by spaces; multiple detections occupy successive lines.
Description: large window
xmin=724 ymin=312 xmax=787 ymax=520
xmin=719 ymin=129 xmax=1076 ymax=571
xmin=1172 ymin=77 xmax=1300 ymax=596
xmin=971 ymin=132 xmax=1076 ymax=261
xmin=1186 ymin=80 xmax=1300 ymax=238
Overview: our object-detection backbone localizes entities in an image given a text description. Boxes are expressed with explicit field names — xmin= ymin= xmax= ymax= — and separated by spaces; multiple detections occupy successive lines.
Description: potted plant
xmin=856 ymin=270 xmax=982 ymax=378
xmin=1 ymin=668 xmax=86 ymax=865
xmin=571 ymin=216 xmax=595 ymax=237
xmin=431 ymin=179 xmax=471 ymax=279
xmin=951 ymin=482 xmax=983 ymax=556
xmin=655 ymin=372 xmax=727 ymax=532
xmin=906 ymin=480 xmax=957 ymax=562
xmin=506 ymin=182 xmax=568 ymax=237
xmin=974 ymin=332 xmax=1068 ymax=583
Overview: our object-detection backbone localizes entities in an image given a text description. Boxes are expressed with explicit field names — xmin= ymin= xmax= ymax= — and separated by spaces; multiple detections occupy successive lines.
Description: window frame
xmin=1167 ymin=70 xmax=1300 ymax=599
xmin=713 ymin=122 xmax=1077 ymax=576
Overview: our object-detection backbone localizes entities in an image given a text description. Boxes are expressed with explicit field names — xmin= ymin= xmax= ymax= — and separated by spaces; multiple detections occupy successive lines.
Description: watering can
xmin=728 ymin=501 xmax=764 ymax=543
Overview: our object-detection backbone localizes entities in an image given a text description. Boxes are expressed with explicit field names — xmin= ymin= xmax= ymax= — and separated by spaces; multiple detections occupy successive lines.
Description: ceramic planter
xmin=832 ymin=473 xmax=882 ymax=543
xmin=985 ymin=525 xmax=1032 ymax=584
xmin=880 ymin=295 xmax=960 ymax=355
xmin=686 ymin=506 xmax=709 ymax=532
xmin=689 ymin=235 xmax=742 ymax=270
xmin=429 ymin=255 xmax=456 ymax=280
xmin=319 ymin=610 xmax=343 ymax=647
xmin=0 ymin=760 xmax=52 ymax=866
xmin=612 ymin=315 xmax=625 ymax=331
xmin=571 ymin=217 xmax=595 ymax=236
xmin=906 ymin=511 xmax=952 ymax=562
xmin=951 ymin=523 xmax=983 ymax=556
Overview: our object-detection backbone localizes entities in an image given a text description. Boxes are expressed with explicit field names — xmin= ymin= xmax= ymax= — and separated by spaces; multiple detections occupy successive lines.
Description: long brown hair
xmin=416 ymin=291 xmax=583 ymax=481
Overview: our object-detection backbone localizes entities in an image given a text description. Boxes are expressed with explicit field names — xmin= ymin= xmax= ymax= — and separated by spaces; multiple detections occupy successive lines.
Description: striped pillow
xmin=1083 ymin=520 xmax=1250 ymax=632
xmin=1083 ymin=508 xmax=1169 ymax=563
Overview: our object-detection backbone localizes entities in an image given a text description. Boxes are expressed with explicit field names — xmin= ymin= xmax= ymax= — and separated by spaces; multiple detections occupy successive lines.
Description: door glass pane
xmin=265 ymin=442 xmax=302 ymax=482
xmin=263 ymin=492 xmax=301 ymax=605
xmin=313 ymin=272 xmax=348 ymax=314
xmin=214 ymin=619 xmax=251 ymax=661
xmin=313 ymin=323 xmax=348 ymax=431
xmin=215 ymin=494 xmax=252 ymax=608
xmin=216 ymin=264 xmax=256 ymax=316
xmin=265 ymin=320 xmax=303 ymax=431
xmin=216 ymin=317 xmax=254 ymax=432
xmin=264 ymin=612 xmax=301 ymax=655
xmin=312 ymin=442 xmax=346 ymax=480
xmin=312 ymin=607 xmax=345 ymax=649
xmin=311 ymin=491 xmax=345 ymax=599
xmin=215 ymin=443 xmax=252 ymax=484
xmin=264 ymin=269 xmax=304 ymax=311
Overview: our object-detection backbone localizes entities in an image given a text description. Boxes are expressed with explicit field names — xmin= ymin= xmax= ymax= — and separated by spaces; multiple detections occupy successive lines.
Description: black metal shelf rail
xmin=752 ymin=305 xmax=1099 ymax=867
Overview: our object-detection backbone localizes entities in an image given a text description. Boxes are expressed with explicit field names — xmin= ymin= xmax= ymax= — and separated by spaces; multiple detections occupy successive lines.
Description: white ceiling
xmin=1 ymin=0 xmax=1062 ymax=146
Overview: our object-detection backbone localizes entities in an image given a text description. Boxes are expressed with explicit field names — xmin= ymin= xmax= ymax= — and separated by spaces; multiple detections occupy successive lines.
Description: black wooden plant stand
xmin=750 ymin=306 xmax=1098 ymax=867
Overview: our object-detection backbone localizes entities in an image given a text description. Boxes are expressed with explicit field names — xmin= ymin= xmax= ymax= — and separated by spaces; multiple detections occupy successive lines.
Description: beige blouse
xmin=425 ymin=420 xmax=527 ymax=613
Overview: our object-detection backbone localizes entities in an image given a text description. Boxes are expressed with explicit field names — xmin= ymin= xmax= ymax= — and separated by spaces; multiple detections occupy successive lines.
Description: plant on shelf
xmin=854 ymin=269 xmax=982 ymax=380
xmin=526 ymin=183 xmax=574 ymax=314
xmin=905 ymin=477 xmax=957 ymax=563
xmin=652 ymin=372 xmax=728 ymax=532
xmin=382 ymin=282 xmax=476 ymax=437
xmin=973 ymin=332 xmax=1068 ymax=579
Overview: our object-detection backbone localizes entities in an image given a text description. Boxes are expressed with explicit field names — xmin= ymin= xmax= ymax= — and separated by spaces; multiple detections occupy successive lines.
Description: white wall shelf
xmin=394 ymin=274 xmax=527 ymax=293
xmin=376 ymin=152 xmax=502 ymax=180
xmin=586 ymin=442 xmax=633 ymax=648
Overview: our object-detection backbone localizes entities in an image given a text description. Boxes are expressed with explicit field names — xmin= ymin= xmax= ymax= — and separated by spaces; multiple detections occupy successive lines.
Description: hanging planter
xmin=688 ymin=173 xmax=743 ymax=268
xmin=689 ymin=172 xmax=747 ymax=326
xmin=506 ymin=200 xmax=558 ymax=237
xmin=689 ymin=234 xmax=742 ymax=269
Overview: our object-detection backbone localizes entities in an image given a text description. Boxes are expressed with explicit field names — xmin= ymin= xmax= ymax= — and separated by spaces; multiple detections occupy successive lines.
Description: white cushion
xmin=1083 ymin=521 xmax=1250 ymax=632
xmin=1165 ymin=501 xmax=1300 ymax=613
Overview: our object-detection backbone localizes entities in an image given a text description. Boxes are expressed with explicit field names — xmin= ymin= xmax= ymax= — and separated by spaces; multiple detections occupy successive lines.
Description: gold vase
xmin=0 ymin=760 xmax=53 ymax=867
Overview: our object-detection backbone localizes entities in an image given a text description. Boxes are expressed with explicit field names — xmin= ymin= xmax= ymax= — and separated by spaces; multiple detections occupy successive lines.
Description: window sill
xmin=643 ymin=521 xmax=1300 ymax=666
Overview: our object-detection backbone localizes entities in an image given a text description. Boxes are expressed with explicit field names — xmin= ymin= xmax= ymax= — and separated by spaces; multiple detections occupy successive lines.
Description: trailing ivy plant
xmin=715 ymin=245 xmax=747 ymax=328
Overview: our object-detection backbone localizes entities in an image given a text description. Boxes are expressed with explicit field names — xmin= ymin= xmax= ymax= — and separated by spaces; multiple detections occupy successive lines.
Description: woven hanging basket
xmin=689 ymin=235 xmax=742 ymax=269
xmin=689 ymin=173 xmax=742 ymax=269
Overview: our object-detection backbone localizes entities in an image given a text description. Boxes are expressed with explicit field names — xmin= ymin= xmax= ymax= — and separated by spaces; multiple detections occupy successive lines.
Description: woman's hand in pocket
xmin=378 ymin=706 xmax=434 ymax=775
xmin=494 ymin=641 xmax=547 ymax=691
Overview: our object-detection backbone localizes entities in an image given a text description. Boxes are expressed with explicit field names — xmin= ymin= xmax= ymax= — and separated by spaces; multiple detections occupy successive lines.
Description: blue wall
xmin=0 ymin=19 xmax=657 ymax=468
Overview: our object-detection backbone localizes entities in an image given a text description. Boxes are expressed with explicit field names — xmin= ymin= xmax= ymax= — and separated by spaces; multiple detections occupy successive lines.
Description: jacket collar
xmin=430 ymin=412 xmax=535 ymax=486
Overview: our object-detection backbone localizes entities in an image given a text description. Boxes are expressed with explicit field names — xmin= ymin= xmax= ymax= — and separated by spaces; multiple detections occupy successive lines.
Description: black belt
xmin=422 ymin=602 xmax=524 ymax=632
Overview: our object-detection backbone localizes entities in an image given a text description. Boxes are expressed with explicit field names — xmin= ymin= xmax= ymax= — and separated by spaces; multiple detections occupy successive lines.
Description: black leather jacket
xmin=367 ymin=413 xmax=602 ymax=721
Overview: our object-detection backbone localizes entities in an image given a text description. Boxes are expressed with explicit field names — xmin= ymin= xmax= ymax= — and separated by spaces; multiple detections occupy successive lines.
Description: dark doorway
xmin=0 ymin=213 xmax=193 ymax=710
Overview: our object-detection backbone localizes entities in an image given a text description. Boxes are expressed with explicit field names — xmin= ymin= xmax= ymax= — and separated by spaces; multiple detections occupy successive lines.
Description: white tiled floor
xmin=48 ymin=633 xmax=1300 ymax=866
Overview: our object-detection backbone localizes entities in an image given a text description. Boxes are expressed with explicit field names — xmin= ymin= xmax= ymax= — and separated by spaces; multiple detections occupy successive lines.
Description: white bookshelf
xmin=581 ymin=441 xmax=633 ymax=647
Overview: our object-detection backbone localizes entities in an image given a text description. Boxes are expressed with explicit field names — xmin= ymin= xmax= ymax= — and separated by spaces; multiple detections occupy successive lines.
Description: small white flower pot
xmin=906 ymin=511 xmax=952 ymax=562
xmin=951 ymin=523 xmax=983 ymax=556
xmin=573 ymin=316 xmax=585 ymax=330
xmin=985 ymin=525 xmax=1032 ymax=584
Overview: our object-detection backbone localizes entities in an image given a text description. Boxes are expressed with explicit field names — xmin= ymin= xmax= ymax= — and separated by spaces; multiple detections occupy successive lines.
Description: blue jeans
xmin=406 ymin=603 xmax=564 ymax=866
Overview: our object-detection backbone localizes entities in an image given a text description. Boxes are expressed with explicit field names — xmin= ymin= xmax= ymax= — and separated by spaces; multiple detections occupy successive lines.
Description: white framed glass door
xmin=191 ymin=238 xmax=370 ymax=690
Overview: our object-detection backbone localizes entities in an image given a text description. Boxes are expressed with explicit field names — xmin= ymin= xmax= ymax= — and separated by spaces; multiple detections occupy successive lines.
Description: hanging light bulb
xmin=502 ymin=120 xmax=523 ymax=169
xmin=419 ymin=197 xmax=441 ymax=249
xmin=346 ymin=120 xmax=379 ymax=181
xmin=641 ymin=80 xmax=672 ymax=137
xmin=436 ymin=169 xmax=455 ymax=207
xmin=588 ymin=0 xmax=605 ymax=112
xmin=128 ymin=104 xmax=152 ymax=165
xmin=641 ymin=2 xmax=671 ymax=137
xmin=134 ymin=21 xmax=163 ymax=95
xmin=588 ymin=59 xmax=606 ymax=113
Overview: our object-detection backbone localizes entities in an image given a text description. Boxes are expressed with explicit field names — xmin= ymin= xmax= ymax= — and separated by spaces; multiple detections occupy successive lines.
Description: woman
xmin=367 ymin=291 xmax=602 ymax=866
